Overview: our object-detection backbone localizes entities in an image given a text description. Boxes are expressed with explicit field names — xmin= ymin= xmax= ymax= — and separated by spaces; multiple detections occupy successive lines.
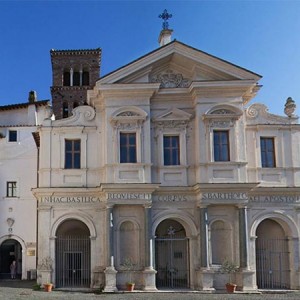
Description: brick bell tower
xmin=50 ymin=48 xmax=101 ymax=119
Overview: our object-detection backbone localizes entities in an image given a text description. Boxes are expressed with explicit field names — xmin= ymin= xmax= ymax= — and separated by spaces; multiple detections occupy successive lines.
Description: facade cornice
xmin=193 ymin=182 xmax=259 ymax=192
xmin=98 ymin=83 xmax=160 ymax=98
xmin=98 ymin=183 xmax=159 ymax=193
xmin=250 ymin=186 xmax=300 ymax=193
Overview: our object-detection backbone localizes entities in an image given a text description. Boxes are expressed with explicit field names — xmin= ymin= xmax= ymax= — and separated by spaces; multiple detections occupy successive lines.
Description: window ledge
xmin=200 ymin=162 xmax=247 ymax=166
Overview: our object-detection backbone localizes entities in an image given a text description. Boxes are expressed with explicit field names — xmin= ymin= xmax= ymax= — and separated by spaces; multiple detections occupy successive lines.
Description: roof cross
xmin=159 ymin=9 xmax=172 ymax=30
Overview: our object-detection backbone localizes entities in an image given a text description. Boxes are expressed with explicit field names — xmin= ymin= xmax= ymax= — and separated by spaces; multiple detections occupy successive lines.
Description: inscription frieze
xmin=250 ymin=195 xmax=300 ymax=203
xmin=201 ymin=192 xmax=248 ymax=201
xmin=41 ymin=196 xmax=102 ymax=203
xmin=107 ymin=193 xmax=151 ymax=200
xmin=154 ymin=194 xmax=190 ymax=202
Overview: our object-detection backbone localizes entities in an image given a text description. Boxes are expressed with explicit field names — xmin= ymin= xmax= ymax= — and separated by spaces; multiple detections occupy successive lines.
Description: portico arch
xmin=251 ymin=212 xmax=298 ymax=290
xmin=55 ymin=219 xmax=91 ymax=288
xmin=154 ymin=213 xmax=195 ymax=289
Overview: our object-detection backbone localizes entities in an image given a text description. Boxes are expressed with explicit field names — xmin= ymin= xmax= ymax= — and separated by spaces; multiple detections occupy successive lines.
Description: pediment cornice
xmin=98 ymin=41 xmax=261 ymax=86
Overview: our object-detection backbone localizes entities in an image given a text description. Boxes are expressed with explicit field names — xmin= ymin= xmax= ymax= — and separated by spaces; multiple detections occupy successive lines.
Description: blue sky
xmin=0 ymin=0 xmax=300 ymax=116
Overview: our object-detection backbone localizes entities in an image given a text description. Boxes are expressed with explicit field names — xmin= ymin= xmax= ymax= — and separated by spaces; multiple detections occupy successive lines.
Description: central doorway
xmin=155 ymin=219 xmax=189 ymax=289
xmin=55 ymin=219 xmax=91 ymax=287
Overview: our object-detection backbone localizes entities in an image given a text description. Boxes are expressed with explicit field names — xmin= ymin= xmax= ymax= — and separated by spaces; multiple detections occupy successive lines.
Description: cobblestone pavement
xmin=1 ymin=281 xmax=300 ymax=300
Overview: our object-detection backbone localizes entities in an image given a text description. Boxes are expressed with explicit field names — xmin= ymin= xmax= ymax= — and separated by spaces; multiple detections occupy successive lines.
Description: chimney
xmin=158 ymin=9 xmax=173 ymax=47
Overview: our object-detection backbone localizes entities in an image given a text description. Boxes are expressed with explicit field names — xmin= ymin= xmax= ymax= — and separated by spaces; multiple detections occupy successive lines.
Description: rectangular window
xmin=120 ymin=133 xmax=136 ymax=163
xmin=163 ymin=136 xmax=180 ymax=165
xmin=65 ymin=139 xmax=81 ymax=169
xmin=213 ymin=130 xmax=230 ymax=161
xmin=8 ymin=130 xmax=17 ymax=142
xmin=261 ymin=137 xmax=276 ymax=168
xmin=7 ymin=182 xmax=17 ymax=197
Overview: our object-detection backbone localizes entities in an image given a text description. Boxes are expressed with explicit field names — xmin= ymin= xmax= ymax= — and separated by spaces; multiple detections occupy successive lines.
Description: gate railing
xmin=155 ymin=236 xmax=189 ymax=288
xmin=256 ymin=238 xmax=290 ymax=289
xmin=55 ymin=236 xmax=91 ymax=288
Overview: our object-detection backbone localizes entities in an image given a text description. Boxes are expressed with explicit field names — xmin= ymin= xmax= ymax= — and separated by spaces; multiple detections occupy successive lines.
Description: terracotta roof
xmin=0 ymin=100 xmax=50 ymax=111
xmin=50 ymin=48 xmax=101 ymax=56
xmin=32 ymin=131 xmax=40 ymax=147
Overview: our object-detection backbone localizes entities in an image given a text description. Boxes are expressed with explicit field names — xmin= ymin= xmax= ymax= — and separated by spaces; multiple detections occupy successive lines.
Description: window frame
xmin=260 ymin=137 xmax=276 ymax=168
xmin=8 ymin=130 xmax=17 ymax=142
xmin=65 ymin=139 xmax=81 ymax=169
xmin=6 ymin=181 xmax=17 ymax=198
xmin=120 ymin=132 xmax=137 ymax=163
xmin=163 ymin=135 xmax=180 ymax=166
xmin=213 ymin=130 xmax=230 ymax=162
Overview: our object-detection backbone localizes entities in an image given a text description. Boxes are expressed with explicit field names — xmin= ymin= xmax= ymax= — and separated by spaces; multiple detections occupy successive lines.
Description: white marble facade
xmin=2 ymin=35 xmax=300 ymax=292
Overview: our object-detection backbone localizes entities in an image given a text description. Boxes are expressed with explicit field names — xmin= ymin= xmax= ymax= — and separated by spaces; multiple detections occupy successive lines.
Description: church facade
xmin=1 ymin=26 xmax=300 ymax=292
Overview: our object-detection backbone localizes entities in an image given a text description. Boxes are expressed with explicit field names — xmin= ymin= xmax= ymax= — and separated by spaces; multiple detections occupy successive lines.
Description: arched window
xmin=73 ymin=72 xmax=80 ymax=86
xmin=82 ymin=71 xmax=89 ymax=85
xmin=62 ymin=102 xmax=69 ymax=118
xmin=210 ymin=220 xmax=232 ymax=264
xmin=63 ymin=71 xmax=70 ymax=86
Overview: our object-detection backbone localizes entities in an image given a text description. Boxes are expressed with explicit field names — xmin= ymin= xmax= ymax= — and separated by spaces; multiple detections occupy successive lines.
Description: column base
xmin=37 ymin=269 xmax=52 ymax=286
xmin=103 ymin=266 xmax=118 ymax=292
xmin=195 ymin=268 xmax=215 ymax=292
xmin=143 ymin=267 xmax=157 ymax=291
xmin=236 ymin=269 xmax=258 ymax=292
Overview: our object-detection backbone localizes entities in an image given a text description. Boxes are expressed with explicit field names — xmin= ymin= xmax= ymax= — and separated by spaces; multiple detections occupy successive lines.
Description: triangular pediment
xmin=98 ymin=41 xmax=261 ymax=86
xmin=153 ymin=108 xmax=192 ymax=122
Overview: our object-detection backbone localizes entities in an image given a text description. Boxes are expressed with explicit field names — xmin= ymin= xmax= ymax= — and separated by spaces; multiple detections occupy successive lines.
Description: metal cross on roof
xmin=159 ymin=9 xmax=172 ymax=30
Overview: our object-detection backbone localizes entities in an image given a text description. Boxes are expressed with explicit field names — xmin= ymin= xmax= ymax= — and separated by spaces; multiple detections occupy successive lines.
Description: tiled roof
xmin=0 ymin=100 xmax=50 ymax=111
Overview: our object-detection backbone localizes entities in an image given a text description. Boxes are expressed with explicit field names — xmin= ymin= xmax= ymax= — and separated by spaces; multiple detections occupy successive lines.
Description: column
xmin=79 ymin=68 xmax=83 ymax=86
xmin=70 ymin=68 xmax=73 ymax=86
xmin=237 ymin=205 xmax=256 ymax=291
xmin=144 ymin=205 xmax=153 ymax=269
xmin=200 ymin=206 xmax=209 ymax=268
xmin=143 ymin=205 xmax=157 ymax=291
xmin=197 ymin=206 xmax=215 ymax=291
xmin=104 ymin=205 xmax=118 ymax=292
xmin=239 ymin=206 xmax=249 ymax=269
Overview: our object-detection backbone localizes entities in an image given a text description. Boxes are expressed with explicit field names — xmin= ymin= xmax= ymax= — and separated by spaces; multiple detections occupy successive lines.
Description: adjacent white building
xmin=0 ymin=92 xmax=50 ymax=279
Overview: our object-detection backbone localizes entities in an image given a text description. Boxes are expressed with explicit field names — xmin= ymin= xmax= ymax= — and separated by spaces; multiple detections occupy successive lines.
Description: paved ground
xmin=1 ymin=280 xmax=300 ymax=300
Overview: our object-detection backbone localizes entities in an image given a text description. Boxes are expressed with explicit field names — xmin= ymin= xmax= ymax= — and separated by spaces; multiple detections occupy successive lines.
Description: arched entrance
xmin=0 ymin=239 xmax=22 ymax=279
xmin=55 ymin=219 xmax=91 ymax=287
xmin=256 ymin=219 xmax=290 ymax=289
xmin=155 ymin=219 xmax=189 ymax=289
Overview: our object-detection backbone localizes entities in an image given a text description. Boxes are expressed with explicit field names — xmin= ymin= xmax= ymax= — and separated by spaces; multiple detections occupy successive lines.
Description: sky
xmin=0 ymin=0 xmax=300 ymax=116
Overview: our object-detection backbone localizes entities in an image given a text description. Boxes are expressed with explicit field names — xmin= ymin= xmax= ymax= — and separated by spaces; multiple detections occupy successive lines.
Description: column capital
xmin=198 ymin=204 xmax=208 ymax=209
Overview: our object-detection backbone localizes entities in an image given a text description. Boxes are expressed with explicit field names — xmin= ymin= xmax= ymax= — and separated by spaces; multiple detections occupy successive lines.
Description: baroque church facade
xmin=1 ymin=24 xmax=300 ymax=292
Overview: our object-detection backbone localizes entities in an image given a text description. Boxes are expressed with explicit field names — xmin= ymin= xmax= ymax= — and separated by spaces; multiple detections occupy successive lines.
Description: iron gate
xmin=56 ymin=236 xmax=90 ymax=287
xmin=256 ymin=238 xmax=290 ymax=289
xmin=155 ymin=235 xmax=189 ymax=288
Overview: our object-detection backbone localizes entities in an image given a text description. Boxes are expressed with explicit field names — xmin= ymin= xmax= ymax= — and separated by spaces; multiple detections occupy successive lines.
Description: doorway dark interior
xmin=0 ymin=239 xmax=22 ymax=279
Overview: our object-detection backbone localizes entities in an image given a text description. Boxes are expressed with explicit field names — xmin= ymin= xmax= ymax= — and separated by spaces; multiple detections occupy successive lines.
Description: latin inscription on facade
xmin=154 ymin=195 xmax=189 ymax=202
xmin=201 ymin=192 xmax=248 ymax=200
xmin=41 ymin=196 xmax=102 ymax=203
xmin=249 ymin=195 xmax=300 ymax=203
xmin=107 ymin=193 xmax=152 ymax=200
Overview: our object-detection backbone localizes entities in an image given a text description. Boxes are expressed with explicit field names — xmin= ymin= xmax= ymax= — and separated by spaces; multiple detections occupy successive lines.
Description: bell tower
xmin=50 ymin=48 xmax=101 ymax=119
